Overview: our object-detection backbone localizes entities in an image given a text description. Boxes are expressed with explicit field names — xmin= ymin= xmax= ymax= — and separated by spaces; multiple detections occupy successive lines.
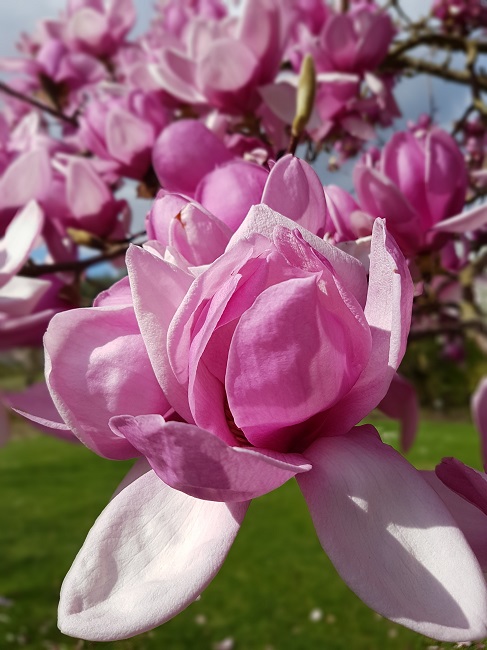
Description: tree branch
xmin=0 ymin=81 xmax=78 ymax=127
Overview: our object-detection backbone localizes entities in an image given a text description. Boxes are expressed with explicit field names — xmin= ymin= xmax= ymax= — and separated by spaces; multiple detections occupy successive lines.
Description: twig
xmin=0 ymin=81 xmax=78 ymax=127
xmin=18 ymin=244 xmax=131 ymax=278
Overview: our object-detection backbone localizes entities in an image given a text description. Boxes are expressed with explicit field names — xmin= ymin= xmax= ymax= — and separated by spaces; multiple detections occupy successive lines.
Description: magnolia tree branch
xmin=0 ymin=81 xmax=79 ymax=126
xmin=382 ymin=54 xmax=487 ymax=91
xmin=19 ymin=244 xmax=131 ymax=278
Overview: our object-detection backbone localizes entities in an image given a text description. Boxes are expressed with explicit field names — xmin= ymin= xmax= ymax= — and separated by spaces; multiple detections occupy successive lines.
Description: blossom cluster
xmin=1 ymin=0 xmax=487 ymax=645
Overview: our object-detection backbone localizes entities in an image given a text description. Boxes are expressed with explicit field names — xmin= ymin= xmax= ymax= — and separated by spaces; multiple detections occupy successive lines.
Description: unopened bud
xmin=291 ymin=54 xmax=316 ymax=139
xmin=67 ymin=228 xmax=105 ymax=250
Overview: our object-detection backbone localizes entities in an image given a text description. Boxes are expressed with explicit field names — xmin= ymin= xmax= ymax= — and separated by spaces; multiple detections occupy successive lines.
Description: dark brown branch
xmin=0 ymin=81 xmax=78 ymax=127
xmin=381 ymin=54 xmax=487 ymax=91
xmin=389 ymin=33 xmax=487 ymax=60
xmin=18 ymin=244 xmax=131 ymax=278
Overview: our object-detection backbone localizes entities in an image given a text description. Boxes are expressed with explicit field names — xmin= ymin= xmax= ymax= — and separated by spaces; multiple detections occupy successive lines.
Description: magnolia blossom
xmin=38 ymin=196 xmax=487 ymax=642
xmin=354 ymin=127 xmax=470 ymax=254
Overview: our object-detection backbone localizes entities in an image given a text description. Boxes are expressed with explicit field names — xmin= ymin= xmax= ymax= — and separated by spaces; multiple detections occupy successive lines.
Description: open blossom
xmin=148 ymin=0 xmax=284 ymax=112
xmin=38 ymin=191 xmax=487 ymax=642
xmin=354 ymin=127 xmax=471 ymax=254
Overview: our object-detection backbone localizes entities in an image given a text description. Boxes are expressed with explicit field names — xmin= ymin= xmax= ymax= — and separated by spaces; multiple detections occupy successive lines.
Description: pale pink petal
xmin=298 ymin=426 xmax=487 ymax=641
xmin=378 ymin=373 xmax=419 ymax=452
xmin=432 ymin=202 xmax=487 ymax=234
xmin=198 ymin=39 xmax=256 ymax=95
xmin=0 ymin=149 xmax=52 ymax=210
xmin=195 ymin=161 xmax=268 ymax=232
xmin=110 ymin=415 xmax=311 ymax=501
xmin=5 ymin=381 xmax=74 ymax=441
xmin=66 ymin=158 xmax=110 ymax=218
xmin=149 ymin=51 xmax=205 ymax=104
xmin=106 ymin=109 xmax=153 ymax=167
xmin=0 ymin=201 xmax=44 ymax=287
xmin=58 ymin=470 xmax=248 ymax=641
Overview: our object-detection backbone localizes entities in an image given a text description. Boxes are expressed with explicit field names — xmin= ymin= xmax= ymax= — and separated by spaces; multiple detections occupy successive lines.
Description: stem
xmin=19 ymin=244 xmax=131 ymax=278
xmin=382 ymin=54 xmax=487 ymax=92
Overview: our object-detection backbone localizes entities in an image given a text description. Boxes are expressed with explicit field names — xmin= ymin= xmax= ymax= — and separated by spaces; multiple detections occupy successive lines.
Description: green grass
xmin=0 ymin=413 xmax=485 ymax=650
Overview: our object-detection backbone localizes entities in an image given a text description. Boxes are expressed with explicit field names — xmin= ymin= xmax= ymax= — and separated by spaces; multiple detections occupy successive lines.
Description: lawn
xmin=0 ymin=413 xmax=485 ymax=650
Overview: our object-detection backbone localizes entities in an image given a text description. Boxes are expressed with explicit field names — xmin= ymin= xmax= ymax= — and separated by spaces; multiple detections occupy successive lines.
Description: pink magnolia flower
xmin=148 ymin=0 xmax=284 ymax=112
xmin=354 ymin=127 xmax=470 ymax=255
xmin=43 ymin=198 xmax=487 ymax=642
xmin=62 ymin=0 xmax=136 ymax=58
xmin=77 ymin=88 xmax=170 ymax=180
xmin=315 ymin=2 xmax=394 ymax=74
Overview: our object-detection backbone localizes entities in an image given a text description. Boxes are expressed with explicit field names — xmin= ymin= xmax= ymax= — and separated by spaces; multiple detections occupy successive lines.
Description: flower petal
xmin=262 ymin=154 xmax=327 ymax=236
xmin=436 ymin=458 xmax=487 ymax=517
xmin=44 ymin=304 xmax=168 ymax=459
xmin=317 ymin=218 xmax=413 ymax=435
xmin=378 ymin=373 xmax=419 ymax=452
xmin=422 ymin=469 xmax=487 ymax=572
xmin=110 ymin=414 xmax=311 ymax=501
xmin=229 ymin=203 xmax=367 ymax=307
xmin=298 ymin=426 xmax=487 ymax=641
xmin=58 ymin=469 xmax=248 ymax=641
xmin=472 ymin=376 xmax=487 ymax=470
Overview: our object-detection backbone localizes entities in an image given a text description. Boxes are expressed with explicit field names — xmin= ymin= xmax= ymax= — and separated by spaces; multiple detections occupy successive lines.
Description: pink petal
xmin=317 ymin=218 xmax=413 ymax=435
xmin=195 ymin=160 xmax=268 ymax=232
xmin=152 ymin=120 xmax=233 ymax=194
xmin=262 ymin=154 xmax=327 ymax=236
xmin=0 ymin=201 xmax=44 ymax=287
xmin=423 ymin=469 xmax=487 ymax=572
xmin=472 ymin=377 xmax=487 ymax=470
xmin=425 ymin=128 xmax=467 ymax=224
xmin=298 ymin=426 xmax=487 ymax=641
xmin=229 ymin=204 xmax=368 ymax=307
xmin=436 ymin=458 xmax=487 ymax=517
xmin=432 ymin=202 xmax=487 ymax=234
xmin=5 ymin=381 xmax=74 ymax=441
xmin=226 ymin=270 xmax=371 ymax=450
xmin=0 ymin=149 xmax=52 ymax=210
xmin=110 ymin=414 xmax=311 ymax=501
xmin=381 ymin=132 xmax=429 ymax=222
xmin=126 ymin=245 xmax=194 ymax=422
xmin=378 ymin=372 xmax=419 ymax=452
xmin=353 ymin=164 xmax=420 ymax=253
xmin=44 ymin=304 xmax=168 ymax=459
xmin=58 ymin=469 xmax=248 ymax=641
